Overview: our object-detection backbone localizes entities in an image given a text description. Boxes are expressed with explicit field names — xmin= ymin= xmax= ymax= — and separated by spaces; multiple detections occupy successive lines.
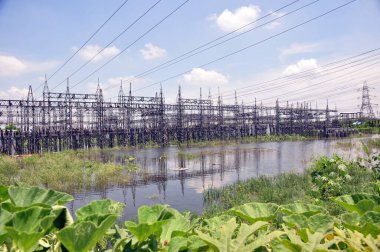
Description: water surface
xmin=68 ymin=136 xmax=378 ymax=220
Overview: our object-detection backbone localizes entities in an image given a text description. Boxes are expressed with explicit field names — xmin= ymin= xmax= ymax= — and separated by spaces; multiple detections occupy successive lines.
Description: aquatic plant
xmin=0 ymin=151 xmax=134 ymax=193
xmin=204 ymin=154 xmax=376 ymax=216
xmin=1 ymin=184 xmax=380 ymax=251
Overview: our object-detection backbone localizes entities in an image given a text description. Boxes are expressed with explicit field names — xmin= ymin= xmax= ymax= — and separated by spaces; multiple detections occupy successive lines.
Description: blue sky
xmin=0 ymin=0 xmax=379 ymax=113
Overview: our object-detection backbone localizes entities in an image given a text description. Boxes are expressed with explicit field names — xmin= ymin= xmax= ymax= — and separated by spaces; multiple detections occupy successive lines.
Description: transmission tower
xmin=360 ymin=81 xmax=375 ymax=118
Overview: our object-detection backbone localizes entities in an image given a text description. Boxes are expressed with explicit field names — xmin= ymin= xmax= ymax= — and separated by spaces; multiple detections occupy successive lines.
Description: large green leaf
xmin=57 ymin=199 xmax=124 ymax=252
xmin=8 ymin=185 xmax=74 ymax=207
xmin=0 ymin=207 xmax=12 ymax=243
xmin=124 ymin=204 xmax=185 ymax=245
xmin=342 ymin=211 xmax=380 ymax=236
xmin=137 ymin=204 xmax=177 ymax=224
xmin=283 ymin=213 xmax=334 ymax=235
xmin=334 ymin=226 xmax=380 ymax=251
xmin=0 ymin=185 xmax=9 ymax=203
xmin=271 ymin=239 xmax=301 ymax=252
xmin=124 ymin=220 xmax=167 ymax=243
xmin=334 ymin=194 xmax=380 ymax=214
xmin=160 ymin=215 xmax=191 ymax=245
xmin=75 ymin=199 xmax=124 ymax=221
xmin=167 ymin=236 xmax=188 ymax=252
xmin=196 ymin=218 xmax=270 ymax=252
xmin=283 ymin=214 xmax=308 ymax=229
xmin=203 ymin=215 xmax=234 ymax=231
xmin=281 ymin=224 xmax=339 ymax=251
xmin=227 ymin=202 xmax=278 ymax=223
xmin=5 ymin=206 xmax=57 ymax=252
xmin=308 ymin=214 xmax=334 ymax=234
xmin=281 ymin=203 xmax=326 ymax=217
xmin=57 ymin=215 xmax=117 ymax=252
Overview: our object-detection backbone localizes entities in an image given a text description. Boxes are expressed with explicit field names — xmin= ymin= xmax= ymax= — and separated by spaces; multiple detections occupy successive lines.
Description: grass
xmin=203 ymin=173 xmax=312 ymax=217
xmin=334 ymin=140 xmax=354 ymax=149
xmin=0 ymin=150 xmax=140 ymax=194
xmin=185 ymin=134 xmax=309 ymax=148
xmin=203 ymin=154 xmax=376 ymax=217
xmin=367 ymin=138 xmax=380 ymax=149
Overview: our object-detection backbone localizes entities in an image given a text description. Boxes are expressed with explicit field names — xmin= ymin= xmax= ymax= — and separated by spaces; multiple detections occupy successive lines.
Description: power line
xmin=282 ymin=73 xmax=380 ymax=104
xmin=258 ymin=60 xmax=380 ymax=103
xmin=220 ymin=52 xmax=380 ymax=100
xmin=130 ymin=0 xmax=306 ymax=81
xmin=229 ymin=59 xmax=380 ymax=103
xmin=219 ymin=49 xmax=380 ymax=97
xmin=104 ymin=0 xmax=315 ymax=91
xmin=133 ymin=0 xmax=359 ymax=93
xmin=69 ymin=0 xmax=191 ymax=90
xmin=35 ymin=0 xmax=130 ymax=91
xmin=51 ymin=0 xmax=163 ymax=91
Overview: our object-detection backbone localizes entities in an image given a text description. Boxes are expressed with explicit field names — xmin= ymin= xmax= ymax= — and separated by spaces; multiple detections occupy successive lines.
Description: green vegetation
xmin=1 ymin=183 xmax=380 ymax=251
xmin=4 ymin=124 xmax=19 ymax=131
xmin=177 ymin=151 xmax=197 ymax=160
xmin=0 ymin=150 xmax=139 ymax=194
xmin=352 ymin=120 xmax=380 ymax=134
xmin=203 ymin=154 xmax=378 ymax=217
xmin=367 ymin=138 xmax=380 ymax=149
xmin=184 ymin=134 xmax=309 ymax=148
xmin=1 ymin=138 xmax=380 ymax=251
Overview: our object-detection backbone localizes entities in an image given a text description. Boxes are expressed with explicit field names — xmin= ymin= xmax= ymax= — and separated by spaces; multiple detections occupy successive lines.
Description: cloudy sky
xmin=0 ymin=0 xmax=379 ymax=114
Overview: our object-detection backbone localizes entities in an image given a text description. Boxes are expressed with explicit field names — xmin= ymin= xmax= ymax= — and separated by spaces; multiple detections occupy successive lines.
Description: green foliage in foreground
xmin=1 ymin=184 xmax=380 ymax=251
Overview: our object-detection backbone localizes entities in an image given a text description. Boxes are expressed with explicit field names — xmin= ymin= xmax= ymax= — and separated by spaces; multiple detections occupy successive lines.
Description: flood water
xmin=68 ymin=136 xmax=378 ymax=220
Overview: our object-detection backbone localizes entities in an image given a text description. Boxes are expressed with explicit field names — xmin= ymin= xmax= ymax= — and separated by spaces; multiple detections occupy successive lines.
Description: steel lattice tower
xmin=360 ymin=81 xmax=375 ymax=118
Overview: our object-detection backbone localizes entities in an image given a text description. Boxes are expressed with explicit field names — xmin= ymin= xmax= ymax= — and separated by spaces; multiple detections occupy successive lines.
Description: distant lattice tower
xmin=360 ymin=81 xmax=375 ymax=118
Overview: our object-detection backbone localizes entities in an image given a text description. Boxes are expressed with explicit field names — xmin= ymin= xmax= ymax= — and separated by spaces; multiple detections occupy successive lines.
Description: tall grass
xmin=0 ymin=150 xmax=136 ymax=194
xmin=203 ymin=155 xmax=376 ymax=217
xmin=203 ymin=173 xmax=312 ymax=217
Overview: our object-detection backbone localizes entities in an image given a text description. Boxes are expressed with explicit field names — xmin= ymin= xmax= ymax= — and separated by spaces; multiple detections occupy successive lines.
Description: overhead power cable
xmin=225 ymin=58 xmax=380 ymax=103
xmin=258 ymin=60 xmax=380 ymax=103
xmin=35 ymin=0 xmax=130 ymax=91
xmin=133 ymin=0 xmax=359 ymax=93
xmin=130 ymin=0 xmax=306 ymax=80
xmin=51 ymin=0 xmax=163 ymax=91
xmin=104 ymin=0 xmax=314 ymax=91
xmin=219 ymin=49 xmax=380 ymax=97
xmin=69 ymin=0 xmax=191 ymax=90
xmin=220 ymin=52 xmax=380 ymax=100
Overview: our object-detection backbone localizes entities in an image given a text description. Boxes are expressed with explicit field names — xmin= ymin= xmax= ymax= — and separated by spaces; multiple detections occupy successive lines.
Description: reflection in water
xmin=71 ymin=137 xmax=377 ymax=220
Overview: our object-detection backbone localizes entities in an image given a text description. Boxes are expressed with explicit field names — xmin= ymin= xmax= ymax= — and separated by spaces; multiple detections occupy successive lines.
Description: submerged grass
xmin=0 ymin=150 xmax=136 ymax=194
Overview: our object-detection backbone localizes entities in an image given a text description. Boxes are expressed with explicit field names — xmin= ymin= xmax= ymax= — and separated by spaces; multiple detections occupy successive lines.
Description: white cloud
xmin=140 ymin=43 xmax=167 ymax=60
xmin=0 ymin=86 xmax=29 ymax=99
xmin=280 ymin=43 xmax=321 ymax=58
xmin=283 ymin=59 xmax=319 ymax=75
xmin=0 ymin=54 xmax=59 ymax=77
xmin=0 ymin=55 xmax=27 ymax=77
xmin=77 ymin=44 xmax=120 ymax=62
xmin=213 ymin=5 xmax=261 ymax=32
xmin=183 ymin=68 xmax=228 ymax=86
xmin=264 ymin=11 xmax=283 ymax=30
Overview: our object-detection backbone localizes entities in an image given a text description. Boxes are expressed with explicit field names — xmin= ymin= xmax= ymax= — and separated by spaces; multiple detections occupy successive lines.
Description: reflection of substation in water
xmin=72 ymin=146 xmax=276 ymax=210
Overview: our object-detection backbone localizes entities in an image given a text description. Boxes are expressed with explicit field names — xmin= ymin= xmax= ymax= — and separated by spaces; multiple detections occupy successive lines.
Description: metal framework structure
xmin=0 ymin=81 xmax=345 ymax=155
xmin=360 ymin=81 xmax=375 ymax=118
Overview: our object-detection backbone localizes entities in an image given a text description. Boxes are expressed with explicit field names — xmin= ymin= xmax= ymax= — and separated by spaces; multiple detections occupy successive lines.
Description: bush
xmin=310 ymin=155 xmax=353 ymax=199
